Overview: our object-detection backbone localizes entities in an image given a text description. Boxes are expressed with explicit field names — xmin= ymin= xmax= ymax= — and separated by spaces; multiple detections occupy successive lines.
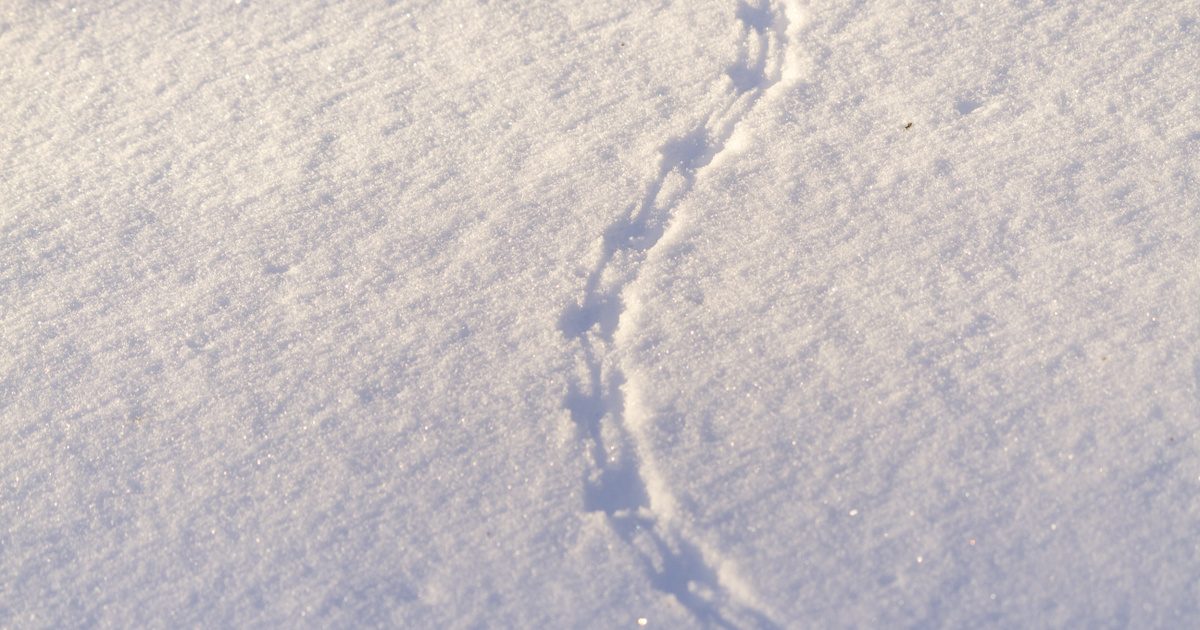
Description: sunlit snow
xmin=3 ymin=0 xmax=1199 ymax=627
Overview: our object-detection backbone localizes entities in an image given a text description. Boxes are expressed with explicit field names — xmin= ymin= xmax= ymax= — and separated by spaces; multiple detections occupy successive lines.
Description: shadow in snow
xmin=558 ymin=1 xmax=795 ymax=626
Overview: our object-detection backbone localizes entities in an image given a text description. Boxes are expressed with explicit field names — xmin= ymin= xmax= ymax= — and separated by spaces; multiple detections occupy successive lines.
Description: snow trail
xmin=559 ymin=1 xmax=805 ymax=626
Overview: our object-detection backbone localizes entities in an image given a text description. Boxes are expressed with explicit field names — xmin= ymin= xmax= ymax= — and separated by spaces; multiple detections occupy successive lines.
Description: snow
xmin=2 ymin=0 xmax=1198 ymax=627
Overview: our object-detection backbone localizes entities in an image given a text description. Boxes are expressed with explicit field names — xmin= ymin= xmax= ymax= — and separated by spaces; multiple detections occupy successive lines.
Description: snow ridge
xmin=559 ymin=1 xmax=803 ymax=626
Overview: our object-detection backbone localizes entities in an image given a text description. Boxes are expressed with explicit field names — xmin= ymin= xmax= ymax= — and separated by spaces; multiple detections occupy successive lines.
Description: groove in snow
xmin=559 ymin=1 xmax=806 ymax=627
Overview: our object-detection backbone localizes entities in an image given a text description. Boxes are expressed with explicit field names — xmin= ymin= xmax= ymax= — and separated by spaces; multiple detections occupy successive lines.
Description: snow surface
xmin=2 ymin=0 xmax=1199 ymax=627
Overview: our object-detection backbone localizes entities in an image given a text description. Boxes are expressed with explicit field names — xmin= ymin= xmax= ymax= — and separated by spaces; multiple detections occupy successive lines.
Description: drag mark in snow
xmin=559 ymin=1 xmax=804 ymax=627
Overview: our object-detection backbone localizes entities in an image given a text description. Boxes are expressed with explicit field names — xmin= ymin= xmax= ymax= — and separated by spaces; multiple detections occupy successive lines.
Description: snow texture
xmin=2 ymin=0 xmax=1199 ymax=628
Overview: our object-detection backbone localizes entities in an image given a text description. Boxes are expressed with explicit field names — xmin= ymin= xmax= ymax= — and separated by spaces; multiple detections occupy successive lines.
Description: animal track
xmin=560 ymin=1 xmax=804 ymax=626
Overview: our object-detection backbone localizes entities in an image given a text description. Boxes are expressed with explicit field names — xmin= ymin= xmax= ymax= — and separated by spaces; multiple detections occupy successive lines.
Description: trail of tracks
xmin=559 ymin=1 xmax=805 ymax=627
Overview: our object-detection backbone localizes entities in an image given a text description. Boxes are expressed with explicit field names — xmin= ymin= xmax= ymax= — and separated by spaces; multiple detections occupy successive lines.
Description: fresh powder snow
xmin=2 ymin=0 xmax=1199 ymax=627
